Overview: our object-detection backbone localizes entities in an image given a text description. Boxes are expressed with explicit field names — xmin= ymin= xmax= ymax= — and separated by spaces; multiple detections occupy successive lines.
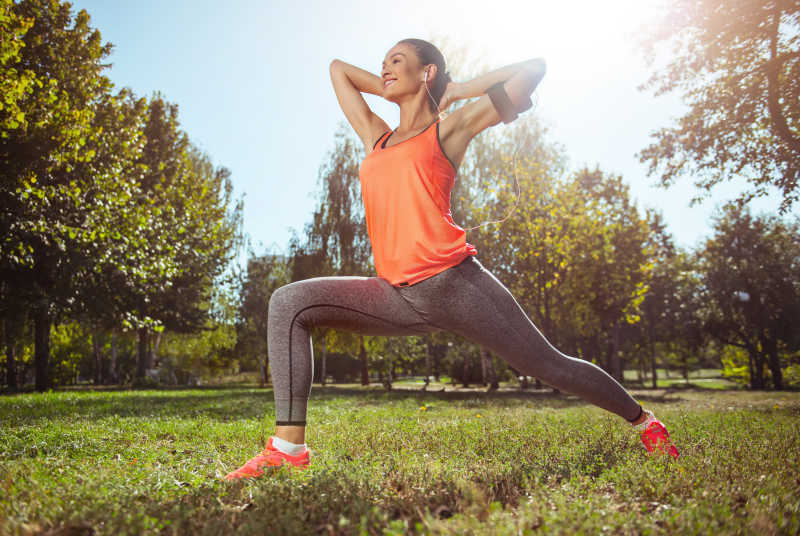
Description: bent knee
xmin=268 ymin=282 xmax=308 ymax=318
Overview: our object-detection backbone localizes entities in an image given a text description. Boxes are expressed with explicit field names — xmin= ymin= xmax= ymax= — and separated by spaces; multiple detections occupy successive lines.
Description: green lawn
xmin=391 ymin=369 xmax=742 ymax=390
xmin=1 ymin=386 xmax=798 ymax=535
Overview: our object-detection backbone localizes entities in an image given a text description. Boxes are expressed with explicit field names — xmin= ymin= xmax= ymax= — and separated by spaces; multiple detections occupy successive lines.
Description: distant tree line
xmin=0 ymin=0 xmax=242 ymax=391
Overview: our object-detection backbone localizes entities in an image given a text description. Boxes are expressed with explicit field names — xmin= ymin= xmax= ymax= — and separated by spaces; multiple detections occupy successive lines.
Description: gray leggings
xmin=267 ymin=256 xmax=641 ymax=425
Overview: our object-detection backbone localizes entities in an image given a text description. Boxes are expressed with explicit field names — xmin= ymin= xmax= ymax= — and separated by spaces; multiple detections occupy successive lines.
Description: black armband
xmin=486 ymin=81 xmax=533 ymax=124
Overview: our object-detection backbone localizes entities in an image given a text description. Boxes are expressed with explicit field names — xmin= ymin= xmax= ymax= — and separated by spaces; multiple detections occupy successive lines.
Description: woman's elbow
xmin=527 ymin=58 xmax=546 ymax=79
xmin=522 ymin=58 xmax=546 ymax=96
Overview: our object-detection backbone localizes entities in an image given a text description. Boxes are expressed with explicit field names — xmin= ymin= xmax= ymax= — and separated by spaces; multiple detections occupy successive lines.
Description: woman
xmin=225 ymin=39 xmax=678 ymax=480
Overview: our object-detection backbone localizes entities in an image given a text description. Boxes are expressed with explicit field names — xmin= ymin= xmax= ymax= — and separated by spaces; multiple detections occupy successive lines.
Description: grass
xmin=388 ymin=368 xmax=742 ymax=390
xmin=1 ymin=385 xmax=798 ymax=535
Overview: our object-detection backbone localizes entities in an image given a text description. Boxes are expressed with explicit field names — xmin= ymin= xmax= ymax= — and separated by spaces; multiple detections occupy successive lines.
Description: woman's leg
xmin=226 ymin=275 xmax=439 ymax=479
xmin=397 ymin=256 xmax=642 ymax=421
xmin=267 ymin=275 xmax=439 ymax=435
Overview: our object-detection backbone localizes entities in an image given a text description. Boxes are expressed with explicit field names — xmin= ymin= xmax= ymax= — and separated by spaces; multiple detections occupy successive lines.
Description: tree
xmin=700 ymin=205 xmax=800 ymax=389
xmin=638 ymin=0 xmax=800 ymax=212
xmin=125 ymin=95 xmax=243 ymax=380
xmin=1 ymin=0 xmax=119 ymax=390
xmin=564 ymin=168 xmax=651 ymax=380
xmin=635 ymin=213 xmax=707 ymax=387
xmin=237 ymin=249 xmax=290 ymax=384
xmin=466 ymin=117 xmax=651 ymax=382
xmin=363 ymin=335 xmax=426 ymax=390
xmin=1 ymin=1 xmax=241 ymax=389
xmin=67 ymin=88 xmax=149 ymax=384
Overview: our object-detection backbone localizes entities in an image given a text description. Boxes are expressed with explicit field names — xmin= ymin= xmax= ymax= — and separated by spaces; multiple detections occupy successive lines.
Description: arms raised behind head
xmin=435 ymin=58 xmax=546 ymax=173
xmin=444 ymin=58 xmax=546 ymax=139
xmin=329 ymin=59 xmax=391 ymax=153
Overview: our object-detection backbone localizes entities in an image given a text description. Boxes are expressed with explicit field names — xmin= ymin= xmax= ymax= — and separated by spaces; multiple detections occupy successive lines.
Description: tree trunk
xmin=34 ymin=301 xmax=50 ymax=392
xmin=93 ymin=329 xmax=104 ymax=385
xmin=433 ymin=344 xmax=441 ymax=382
xmin=5 ymin=318 xmax=17 ymax=390
xmin=423 ymin=342 xmax=432 ymax=391
xmin=110 ymin=329 xmax=119 ymax=384
xmin=682 ymin=354 xmax=689 ymax=382
xmin=5 ymin=338 xmax=16 ymax=390
xmin=480 ymin=349 xmax=487 ymax=387
xmin=649 ymin=325 xmax=658 ymax=389
xmin=320 ymin=333 xmax=327 ymax=386
xmin=509 ymin=366 xmax=527 ymax=389
xmin=519 ymin=375 xmax=529 ymax=390
xmin=384 ymin=355 xmax=393 ymax=391
xmin=609 ymin=323 xmax=623 ymax=382
xmin=765 ymin=7 xmax=800 ymax=154
xmin=755 ymin=356 xmax=765 ymax=390
xmin=481 ymin=347 xmax=499 ymax=391
xmin=136 ymin=327 xmax=149 ymax=379
xmin=260 ymin=336 xmax=268 ymax=387
xmin=461 ymin=354 xmax=470 ymax=388
xmin=359 ymin=337 xmax=369 ymax=385
xmin=151 ymin=330 xmax=162 ymax=368
xmin=765 ymin=337 xmax=783 ymax=390
xmin=750 ymin=349 xmax=765 ymax=389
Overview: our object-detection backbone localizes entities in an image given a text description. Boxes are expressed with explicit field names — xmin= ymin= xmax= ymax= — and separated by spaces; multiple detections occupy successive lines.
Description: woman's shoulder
xmin=436 ymin=113 xmax=470 ymax=174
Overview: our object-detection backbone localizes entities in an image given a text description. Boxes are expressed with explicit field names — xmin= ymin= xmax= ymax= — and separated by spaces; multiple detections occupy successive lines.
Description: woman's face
xmin=381 ymin=43 xmax=425 ymax=101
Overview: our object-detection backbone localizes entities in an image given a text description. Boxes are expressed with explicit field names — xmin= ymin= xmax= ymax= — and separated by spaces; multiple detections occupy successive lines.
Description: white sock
xmin=271 ymin=435 xmax=306 ymax=456
xmin=634 ymin=410 xmax=657 ymax=432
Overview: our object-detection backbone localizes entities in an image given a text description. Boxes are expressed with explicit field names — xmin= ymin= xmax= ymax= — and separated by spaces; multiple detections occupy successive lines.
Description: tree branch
xmin=766 ymin=7 xmax=800 ymax=155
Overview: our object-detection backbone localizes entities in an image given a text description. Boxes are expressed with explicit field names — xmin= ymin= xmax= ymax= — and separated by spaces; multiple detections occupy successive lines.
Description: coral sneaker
xmin=638 ymin=412 xmax=680 ymax=459
xmin=224 ymin=437 xmax=311 ymax=480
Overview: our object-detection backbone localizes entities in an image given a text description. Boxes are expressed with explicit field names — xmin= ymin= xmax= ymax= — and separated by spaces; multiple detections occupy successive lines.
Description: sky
xmin=70 ymin=0 xmax=794 ymax=262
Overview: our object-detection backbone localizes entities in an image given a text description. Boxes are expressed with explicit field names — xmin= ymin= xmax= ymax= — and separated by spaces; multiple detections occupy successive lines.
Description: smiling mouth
xmin=384 ymin=79 xmax=397 ymax=87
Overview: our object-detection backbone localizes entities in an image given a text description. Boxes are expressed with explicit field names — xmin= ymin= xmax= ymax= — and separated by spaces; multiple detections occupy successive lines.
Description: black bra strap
xmin=372 ymin=131 xmax=390 ymax=150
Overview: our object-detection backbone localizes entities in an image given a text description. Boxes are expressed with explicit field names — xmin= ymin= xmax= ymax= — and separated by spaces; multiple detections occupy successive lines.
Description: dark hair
xmin=397 ymin=38 xmax=452 ymax=114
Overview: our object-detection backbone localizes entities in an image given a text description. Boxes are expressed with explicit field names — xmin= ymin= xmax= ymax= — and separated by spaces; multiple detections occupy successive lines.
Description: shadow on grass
xmin=0 ymin=383 xmax=687 ymax=427
xmin=0 ymin=388 xmax=270 ymax=425
xmin=311 ymin=385 xmax=686 ymax=406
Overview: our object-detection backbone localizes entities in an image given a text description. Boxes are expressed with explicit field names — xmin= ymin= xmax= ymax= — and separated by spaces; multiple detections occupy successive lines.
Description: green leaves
xmin=459 ymin=119 xmax=651 ymax=375
xmin=699 ymin=205 xmax=800 ymax=389
xmin=1 ymin=0 xmax=242 ymax=388
xmin=638 ymin=0 xmax=800 ymax=213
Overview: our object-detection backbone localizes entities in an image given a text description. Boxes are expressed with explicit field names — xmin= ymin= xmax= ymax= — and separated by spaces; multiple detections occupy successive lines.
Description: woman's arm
xmin=462 ymin=58 xmax=545 ymax=99
xmin=438 ymin=58 xmax=546 ymax=172
xmin=329 ymin=60 xmax=390 ymax=151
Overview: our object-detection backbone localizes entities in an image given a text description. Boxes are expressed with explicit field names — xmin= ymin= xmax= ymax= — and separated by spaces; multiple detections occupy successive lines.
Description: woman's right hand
xmin=437 ymin=81 xmax=467 ymax=112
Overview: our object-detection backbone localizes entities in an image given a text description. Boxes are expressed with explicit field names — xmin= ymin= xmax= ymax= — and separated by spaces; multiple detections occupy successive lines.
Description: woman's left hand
xmin=438 ymin=82 xmax=466 ymax=112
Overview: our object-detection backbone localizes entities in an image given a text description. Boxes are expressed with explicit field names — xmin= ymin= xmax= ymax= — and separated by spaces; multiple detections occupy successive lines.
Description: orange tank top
xmin=358 ymin=118 xmax=477 ymax=287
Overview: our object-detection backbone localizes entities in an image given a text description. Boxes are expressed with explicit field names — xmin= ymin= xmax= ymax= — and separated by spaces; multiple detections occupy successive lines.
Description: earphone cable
xmin=424 ymin=72 xmax=538 ymax=232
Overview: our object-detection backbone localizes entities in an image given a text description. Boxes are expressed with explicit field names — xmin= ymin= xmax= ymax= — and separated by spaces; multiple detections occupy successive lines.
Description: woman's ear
xmin=428 ymin=64 xmax=437 ymax=83
xmin=422 ymin=64 xmax=437 ymax=83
